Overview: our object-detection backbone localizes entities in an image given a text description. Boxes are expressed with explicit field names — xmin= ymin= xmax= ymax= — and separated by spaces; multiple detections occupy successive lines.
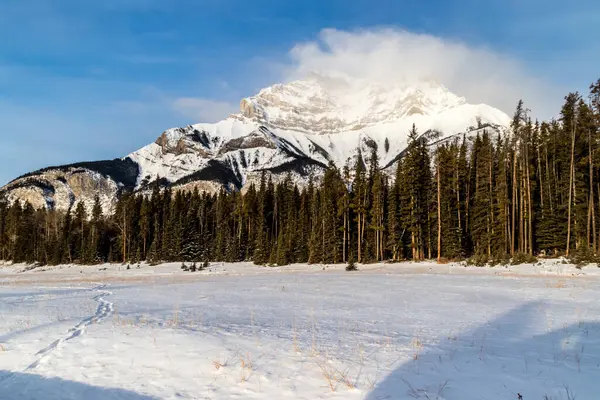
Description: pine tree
xmin=368 ymin=145 xmax=385 ymax=262
xmin=351 ymin=148 xmax=368 ymax=263
xmin=386 ymin=160 xmax=401 ymax=261
xmin=15 ymin=203 xmax=36 ymax=263
xmin=253 ymin=172 xmax=269 ymax=265
xmin=295 ymin=185 xmax=311 ymax=263
xmin=339 ymin=162 xmax=352 ymax=263
xmin=308 ymin=186 xmax=323 ymax=264
xmin=403 ymin=124 xmax=432 ymax=260
xmin=321 ymin=162 xmax=344 ymax=263
xmin=73 ymin=202 xmax=87 ymax=262
xmin=493 ymin=135 xmax=511 ymax=257
xmin=180 ymin=208 xmax=202 ymax=262
xmin=0 ymin=199 xmax=8 ymax=261
xmin=470 ymin=132 xmax=494 ymax=257
xmin=139 ymin=197 xmax=151 ymax=260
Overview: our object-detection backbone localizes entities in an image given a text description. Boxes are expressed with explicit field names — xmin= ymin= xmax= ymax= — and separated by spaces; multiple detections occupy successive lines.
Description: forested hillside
xmin=1 ymin=80 xmax=599 ymax=266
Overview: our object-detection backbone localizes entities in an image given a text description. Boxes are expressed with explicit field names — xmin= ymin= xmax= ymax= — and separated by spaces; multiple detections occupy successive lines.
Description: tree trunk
xmin=589 ymin=129 xmax=596 ymax=252
xmin=347 ymin=205 xmax=351 ymax=262
xmin=357 ymin=213 xmax=361 ymax=263
xmin=511 ymin=151 xmax=517 ymax=255
xmin=597 ymin=182 xmax=600 ymax=253
xmin=380 ymin=213 xmax=384 ymax=261
xmin=489 ymin=151 xmax=494 ymax=257
xmin=122 ymin=217 xmax=127 ymax=263
xmin=437 ymin=161 xmax=442 ymax=262
xmin=526 ymin=152 xmax=533 ymax=255
xmin=519 ymin=164 xmax=525 ymax=253
xmin=427 ymin=208 xmax=432 ymax=260
xmin=537 ymin=145 xmax=544 ymax=211
xmin=321 ymin=217 xmax=325 ymax=263
xmin=81 ymin=217 xmax=84 ymax=261
xmin=566 ymin=121 xmax=576 ymax=256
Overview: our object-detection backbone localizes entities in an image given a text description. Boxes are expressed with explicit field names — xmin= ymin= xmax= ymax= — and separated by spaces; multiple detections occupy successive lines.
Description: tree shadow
xmin=366 ymin=302 xmax=600 ymax=400
xmin=0 ymin=370 xmax=158 ymax=400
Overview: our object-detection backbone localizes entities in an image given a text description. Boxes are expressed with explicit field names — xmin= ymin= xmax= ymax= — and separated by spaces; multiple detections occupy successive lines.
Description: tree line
xmin=1 ymin=80 xmax=599 ymax=266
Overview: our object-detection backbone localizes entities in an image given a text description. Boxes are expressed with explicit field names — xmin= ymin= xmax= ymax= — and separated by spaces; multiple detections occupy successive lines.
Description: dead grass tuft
xmin=313 ymin=354 xmax=358 ymax=392
xmin=316 ymin=360 xmax=337 ymax=392
xmin=238 ymin=352 xmax=253 ymax=382
xmin=545 ymin=279 xmax=567 ymax=289
xmin=411 ymin=337 xmax=424 ymax=360
xmin=213 ymin=359 xmax=227 ymax=370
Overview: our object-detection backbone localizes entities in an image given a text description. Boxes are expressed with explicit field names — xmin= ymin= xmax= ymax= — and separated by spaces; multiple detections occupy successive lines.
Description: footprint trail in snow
xmin=27 ymin=284 xmax=114 ymax=370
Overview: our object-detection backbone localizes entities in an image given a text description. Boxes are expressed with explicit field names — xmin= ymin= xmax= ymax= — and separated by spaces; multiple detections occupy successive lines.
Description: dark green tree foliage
xmin=368 ymin=146 xmax=386 ymax=262
xmin=386 ymin=160 xmax=401 ymax=260
xmin=308 ymin=180 xmax=323 ymax=264
xmin=15 ymin=203 xmax=36 ymax=264
xmin=402 ymin=124 xmax=432 ymax=260
xmin=321 ymin=162 xmax=346 ymax=263
xmin=295 ymin=183 xmax=312 ymax=262
xmin=470 ymin=132 xmax=495 ymax=257
xmin=180 ymin=206 xmax=202 ymax=262
xmin=72 ymin=202 xmax=87 ymax=262
xmin=2 ymin=80 xmax=600 ymax=265
xmin=493 ymin=135 xmax=511 ymax=256
xmin=434 ymin=142 xmax=463 ymax=259
xmin=85 ymin=195 xmax=103 ymax=263
xmin=350 ymin=150 xmax=365 ymax=262
xmin=253 ymin=172 xmax=270 ymax=265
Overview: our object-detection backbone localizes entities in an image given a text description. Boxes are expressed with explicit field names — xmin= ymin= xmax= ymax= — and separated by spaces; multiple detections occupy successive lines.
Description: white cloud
xmin=171 ymin=97 xmax=238 ymax=123
xmin=284 ymin=28 xmax=562 ymax=118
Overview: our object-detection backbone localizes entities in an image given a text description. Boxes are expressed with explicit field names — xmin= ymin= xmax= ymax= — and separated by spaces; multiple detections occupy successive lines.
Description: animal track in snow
xmin=27 ymin=284 xmax=114 ymax=370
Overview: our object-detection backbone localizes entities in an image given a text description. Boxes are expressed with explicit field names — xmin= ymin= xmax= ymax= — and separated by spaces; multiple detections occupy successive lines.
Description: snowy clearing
xmin=1 ymin=260 xmax=599 ymax=400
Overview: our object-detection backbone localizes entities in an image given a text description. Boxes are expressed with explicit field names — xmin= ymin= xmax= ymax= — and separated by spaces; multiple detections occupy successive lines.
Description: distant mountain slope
xmin=1 ymin=76 xmax=510 ymax=212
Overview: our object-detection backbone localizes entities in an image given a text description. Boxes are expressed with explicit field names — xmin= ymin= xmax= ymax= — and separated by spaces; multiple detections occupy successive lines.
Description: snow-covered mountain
xmin=0 ymin=76 xmax=511 ymax=212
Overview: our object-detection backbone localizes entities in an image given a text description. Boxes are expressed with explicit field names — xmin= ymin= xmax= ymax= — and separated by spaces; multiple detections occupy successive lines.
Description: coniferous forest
xmin=1 ymin=81 xmax=600 ymax=266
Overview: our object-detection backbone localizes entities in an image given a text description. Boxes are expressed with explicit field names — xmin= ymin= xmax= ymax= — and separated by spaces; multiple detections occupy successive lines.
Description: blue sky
xmin=1 ymin=0 xmax=599 ymax=185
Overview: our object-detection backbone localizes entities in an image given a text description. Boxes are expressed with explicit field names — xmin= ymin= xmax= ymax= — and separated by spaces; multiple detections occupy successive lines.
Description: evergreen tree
xmin=308 ymin=185 xmax=323 ymax=264
xmin=386 ymin=160 xmax=401 ymax=260
xmin=253 ymin=172 xmax=269 ymax=265
xmin=180 ymin=208 xmax=202 ymax=262
xmin=470 ymin=132 xmax=495 ymax=257
xmin=368 ymin=146 xmax=385 ymax=262
xmin=403 ymin=124 xmax=431 ymax=260
xmin=351 ymin=148 xmax=368 ymax=262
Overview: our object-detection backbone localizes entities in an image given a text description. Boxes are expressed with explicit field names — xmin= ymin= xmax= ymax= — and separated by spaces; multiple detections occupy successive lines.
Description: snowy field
xmin=1 ymin=260 xmax=599 ymax=400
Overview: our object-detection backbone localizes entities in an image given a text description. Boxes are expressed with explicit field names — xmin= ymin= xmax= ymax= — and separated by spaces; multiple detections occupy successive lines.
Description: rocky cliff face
xmin=0 ymin=159 xmax=139 ymax=214
xmin=1 ymin=76 xmax=511 ymax=212
xmin=239 ymin=78 xmax=469 ymax=134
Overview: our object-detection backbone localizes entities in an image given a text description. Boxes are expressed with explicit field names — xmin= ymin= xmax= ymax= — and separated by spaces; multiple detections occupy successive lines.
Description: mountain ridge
xmin=0 ymin=77 xmax=511 ymax=213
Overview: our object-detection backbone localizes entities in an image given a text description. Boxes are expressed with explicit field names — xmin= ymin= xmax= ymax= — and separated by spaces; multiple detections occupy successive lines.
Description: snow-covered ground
xmin=1 ymin=260 xmax=599 ymax=400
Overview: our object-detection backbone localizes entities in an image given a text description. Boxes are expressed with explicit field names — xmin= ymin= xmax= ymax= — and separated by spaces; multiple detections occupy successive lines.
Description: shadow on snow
xmin=0 ymin=370 xmax=158 ymax=400
xmin=366 ymin=302 xmax=600 ymax=400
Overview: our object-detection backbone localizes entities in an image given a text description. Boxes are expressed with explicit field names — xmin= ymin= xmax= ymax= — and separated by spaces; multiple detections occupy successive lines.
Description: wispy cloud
xmin=283 ymin=28 xmax=563 ymax=118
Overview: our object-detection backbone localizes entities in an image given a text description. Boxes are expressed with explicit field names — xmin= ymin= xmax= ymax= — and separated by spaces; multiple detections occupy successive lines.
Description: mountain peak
xmin=239 ymin=77 xmax=468 ymax=134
